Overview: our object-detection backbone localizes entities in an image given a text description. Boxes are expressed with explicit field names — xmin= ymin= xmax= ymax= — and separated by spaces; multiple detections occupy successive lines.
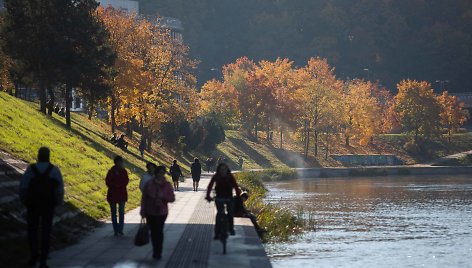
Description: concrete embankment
xmin=295 ymin=166 xmax=472 ymax=178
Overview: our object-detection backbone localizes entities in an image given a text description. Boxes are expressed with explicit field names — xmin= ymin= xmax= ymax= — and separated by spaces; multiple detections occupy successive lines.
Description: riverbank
xmin=294 ymin=165 xmax=472 ymax=178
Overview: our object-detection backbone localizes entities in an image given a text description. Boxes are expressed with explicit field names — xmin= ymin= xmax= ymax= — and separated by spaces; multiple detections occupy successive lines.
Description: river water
xmin=264 ymin=175 xmax=472 ymax=268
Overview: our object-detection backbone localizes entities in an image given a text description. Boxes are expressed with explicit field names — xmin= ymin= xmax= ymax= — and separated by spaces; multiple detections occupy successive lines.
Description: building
xmin=157 ymin=17 xmax=184 ymax=42
xmin=97 ymin=0 xmax=139 ymax=13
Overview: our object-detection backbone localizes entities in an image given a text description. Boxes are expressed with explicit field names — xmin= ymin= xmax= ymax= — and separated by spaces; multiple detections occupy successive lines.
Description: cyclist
xmin=206 ymin=163 xmax=241 ymax=239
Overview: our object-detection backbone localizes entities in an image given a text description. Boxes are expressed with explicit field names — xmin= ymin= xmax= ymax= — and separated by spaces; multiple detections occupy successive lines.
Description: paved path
xmin=48 ymin=176 xmax=272 ymax=268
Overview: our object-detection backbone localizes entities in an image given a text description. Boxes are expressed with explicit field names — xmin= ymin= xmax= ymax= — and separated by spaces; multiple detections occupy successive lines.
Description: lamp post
xmin=435 ymin=80 xmax=449 ymax=91
xmin=363 ymin=68 xmax=370 ymax=81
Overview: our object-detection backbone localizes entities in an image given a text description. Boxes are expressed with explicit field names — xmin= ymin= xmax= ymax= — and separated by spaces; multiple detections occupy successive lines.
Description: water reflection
xmin=265 ymin=175 xmax=472 ymax=268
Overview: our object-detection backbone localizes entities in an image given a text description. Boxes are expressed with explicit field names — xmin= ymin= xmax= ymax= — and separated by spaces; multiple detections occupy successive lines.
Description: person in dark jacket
xmin=19 ymin=147 xmax=64 ymax=268
xmin=169 ymin=159 xmax=183 ymax=191
xmin=117 ymin=134 xmax=128 ymax=150
xmin=139 ymin=136 xmax=146 ymax=157
xmin=234 ymin=192 xmax=264 ymax=238
xmin=105 ymin=156 xmax=129 ymax=236
xmin=191 ymin=158 xmax=202 ymax=192
xmin=206 ymin=163 xmax=241 ymax=238
xmin=141 ymin=166 xmax=175 ymax=260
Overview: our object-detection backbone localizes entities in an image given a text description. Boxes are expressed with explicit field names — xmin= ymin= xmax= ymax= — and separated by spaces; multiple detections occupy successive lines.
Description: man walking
xmin=20 ymin=147 xmax=64 ymax=268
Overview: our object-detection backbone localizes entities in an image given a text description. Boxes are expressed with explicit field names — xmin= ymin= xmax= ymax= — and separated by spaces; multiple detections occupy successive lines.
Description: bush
xmin=235 ymin=169 xmax=309 ymax=242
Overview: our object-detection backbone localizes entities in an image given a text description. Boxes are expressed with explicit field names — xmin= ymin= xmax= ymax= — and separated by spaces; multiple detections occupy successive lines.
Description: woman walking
xmin=106 ymin=156 xmax=129 ymax=236
xmin=191 ymin=158 xmax=202 ymax=192
xmin=169 ymin=159 xmax=183 ymax=191
xmin=141 ymin=166 xmax=175 ymax=260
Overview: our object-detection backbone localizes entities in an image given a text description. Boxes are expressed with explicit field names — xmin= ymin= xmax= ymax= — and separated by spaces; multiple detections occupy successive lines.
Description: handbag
xmin=179 ymin=176 xmax=185 ymax=182
xmin=134 ymin=218 xmax=149 ymax=246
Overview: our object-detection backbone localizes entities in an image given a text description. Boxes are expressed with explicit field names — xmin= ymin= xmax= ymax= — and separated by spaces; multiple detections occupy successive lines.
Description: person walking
xmin=191 ymin=158 xmax=202 ymax=192
xmin=105 ymin=156 xmax=129 ymax=236
xmin=139 ymin=136 xmax=146 ymax=157
xmin=141 ymin=166 xmax=175 ymax=260
xmin=238 ymin=156 xmax=244 ymax=170
xmin=139 ymin=162 xmax=156 ymax=192
xmin=206 ymin=163 xmax=241 ymax=238
xmin=169 ymin=159 xmax=183 ymax=191
xmin=19 ymin=147 xmax=64 ymax=268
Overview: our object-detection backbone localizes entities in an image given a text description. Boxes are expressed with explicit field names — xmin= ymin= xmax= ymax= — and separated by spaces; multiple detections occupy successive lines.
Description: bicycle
xmin=206 ymin=196 xmax=231 ymax=254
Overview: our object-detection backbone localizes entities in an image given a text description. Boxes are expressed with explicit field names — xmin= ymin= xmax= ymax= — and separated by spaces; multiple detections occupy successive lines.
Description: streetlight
xmin=435 ymin=80 xmax=449 ymax=91
xmin=363 ymin=68 xmax=370 ymax=81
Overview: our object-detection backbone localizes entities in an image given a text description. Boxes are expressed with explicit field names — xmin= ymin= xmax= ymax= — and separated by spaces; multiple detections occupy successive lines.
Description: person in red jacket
xmin=106 ymin=156 xmax=129 ymax=236
xmin=206 ymin=163 xmax=241 ymax=238
xmin=141 ymin=165 xmax=175 ymax=260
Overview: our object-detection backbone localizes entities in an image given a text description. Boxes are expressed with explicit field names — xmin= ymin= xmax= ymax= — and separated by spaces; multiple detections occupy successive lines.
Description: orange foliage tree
xmin=394 ymin=80 xmax=442 ymax=142
xmin=437 ymin=91 xmax=469 ymax=141
xmin=98 ymin=7 xmax=197 ymax=145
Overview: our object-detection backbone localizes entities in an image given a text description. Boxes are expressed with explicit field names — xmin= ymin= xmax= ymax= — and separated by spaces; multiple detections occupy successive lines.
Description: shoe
xmin=114 ymin=232 xmax=118 ymax=236
xmin=229 ymin=230 xmax=235 ymax=236
xmin=152 ymin=254 xmax=162 ymax=260
xmin=118 ymin=231 xmax=124 ymax=236
xmin=213 ymin=235 xmax=220 ymax=240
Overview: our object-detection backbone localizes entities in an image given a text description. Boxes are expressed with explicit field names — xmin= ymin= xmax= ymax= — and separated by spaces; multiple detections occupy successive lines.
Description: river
xmin=264 ymin=175 xmax=472 ymax=268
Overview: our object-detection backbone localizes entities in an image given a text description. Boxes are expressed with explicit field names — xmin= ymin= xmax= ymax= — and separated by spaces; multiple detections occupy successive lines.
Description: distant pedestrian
xmin=117 ymin=134 xmax=128 ymax=150
xmin=206 ymin=163 xmax=241 ymax=238
xmin=58 ymin=107 xmax=65 ymax=117
xmin=105 ymin=156 xmax=129 ymax=236
xmin=110 ymin=133 xmax=118 ymax=145
xmin=19 ymin=147 xmax=64 ymax=268
xmin=205 ymin=158 xmax=212 ymax=173
xmin=54 ymin=105 xmax=60 ymax=114
xmin=238 ymin=156 xmax=244 ymax=170
xmin=140 ymin=162 xmax=156 ymax=192
xmin=169 ymin=159 xmax=183 ymax=191
xmin=139 ymin=137 xmax=146 ymax=157
xmin=141 ymin=166 xmax=175 ymax=260
xmin=191 ymin=158 xmax=202 ymax=192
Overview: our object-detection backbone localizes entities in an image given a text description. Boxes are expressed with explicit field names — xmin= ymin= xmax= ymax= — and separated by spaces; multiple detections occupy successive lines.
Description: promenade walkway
xmin=47 ymin=176 xmax=272 ymax=268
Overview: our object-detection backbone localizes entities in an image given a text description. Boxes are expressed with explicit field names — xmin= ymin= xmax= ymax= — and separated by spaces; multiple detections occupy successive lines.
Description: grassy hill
xmin=1 ymin=91 xmax=472 ymax=265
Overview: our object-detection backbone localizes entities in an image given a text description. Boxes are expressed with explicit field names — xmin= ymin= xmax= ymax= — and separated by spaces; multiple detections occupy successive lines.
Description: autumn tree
xmin=99 ymin=7 xmax=197 ymax=146
xmin=344 ymin=80 xmax=384 ymax=145
xmin=437 ymin=91 xmax=469 ymax=142
xmin=299 ymin=57 xmax=343 ymax=157
xmin=199 ymin=79 xmax=238 ymax=125
xmin=395 ymin=80 xmax=442 ymax=142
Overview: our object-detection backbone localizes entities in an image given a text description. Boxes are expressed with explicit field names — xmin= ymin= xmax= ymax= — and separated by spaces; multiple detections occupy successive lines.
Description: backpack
xmin=26 ymin=164 xmax=59 ymax=208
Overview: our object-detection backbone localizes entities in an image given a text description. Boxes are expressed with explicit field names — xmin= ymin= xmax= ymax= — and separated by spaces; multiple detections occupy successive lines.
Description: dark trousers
xmin=110 ymin=202 xmax=125 ymax=234
xmin=146 ymin=214 xmax=167 ymax=257
xmin=27 ymin=206 xmax=54 ymax=264
xmin=215 ymin=198 xmax=234 ymax=235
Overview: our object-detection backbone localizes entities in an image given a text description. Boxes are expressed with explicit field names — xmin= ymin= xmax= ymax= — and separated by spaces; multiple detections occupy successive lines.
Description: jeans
xmin=27 ymin=206 xmax=54 ymax=265
xmin=110 ymin=202 xmax=125 ymax=234
xmin=215 ymin=198 xmax=234 ymax=235
xmin=146 ymin=214 xmax=167 ymax=258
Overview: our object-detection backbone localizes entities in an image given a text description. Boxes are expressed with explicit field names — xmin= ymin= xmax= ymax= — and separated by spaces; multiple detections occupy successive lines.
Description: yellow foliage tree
xmin=437 ymin=91 xmax=469 ymax=141
xmin=395 ymin=80 xmax=442 ymax=142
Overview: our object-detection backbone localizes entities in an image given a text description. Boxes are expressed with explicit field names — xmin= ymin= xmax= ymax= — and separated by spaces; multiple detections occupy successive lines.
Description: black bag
xmin=134 ymin=219 xmax=149 ymax=246
xmin=27 ymin=164 xmax=58 ymax=207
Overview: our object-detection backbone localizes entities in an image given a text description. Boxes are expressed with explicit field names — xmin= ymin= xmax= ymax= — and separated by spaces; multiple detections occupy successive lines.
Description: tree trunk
xmin=345 ymin=135 xmax=350 ymax=146
xmin=280 ymin=125 xmax=283 ymax=149
xmin=147 ymin=128 xmax=153 ymax=150
xmin=254 ymin=117 xmax=258 ymax=142
xmin=304 ymin=120 xmax=310 ymax=160
xmin=88 ymin=89 xmax=95 ymax=120
xmin=65 ymin=84 xmax=72 ymax=129
xmin=38 ymin=74 xmax=46 ymax=113
xmin=14 ymin=81 xmax=19 ymax=98
xmin=126 ymin=121 xmax=132 ymax=138
xmin=325 ymin=133 xmax=329 ymax=160
xmin=111 ymin=94 xmax=116 ymax=133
